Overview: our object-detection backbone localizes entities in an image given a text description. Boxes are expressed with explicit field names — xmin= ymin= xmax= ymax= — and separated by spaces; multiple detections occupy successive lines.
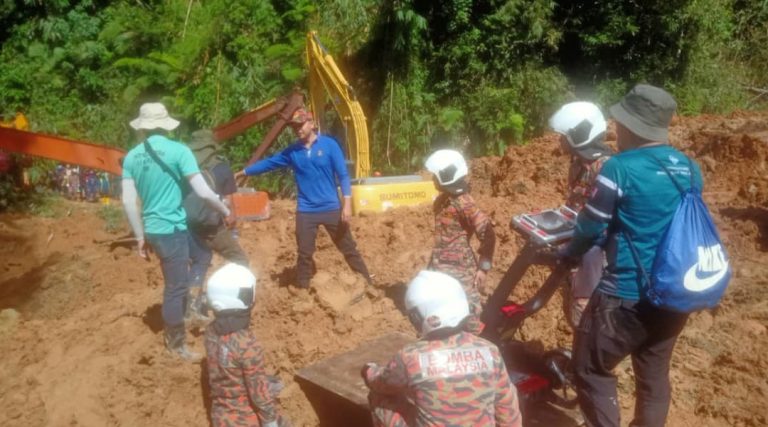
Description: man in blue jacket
xmin=236 ymin=108 xmax=371 ymax=289
xmin=561 ymin=85 xmax=703 ymax=427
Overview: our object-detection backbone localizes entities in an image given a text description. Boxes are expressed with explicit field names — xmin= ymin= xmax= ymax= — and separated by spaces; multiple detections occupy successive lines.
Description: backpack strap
xmin=143 ymin=140 xmax=184 ymax=187
xmin=201 ymin=167 xmax=217 ymax=192
xmin=621 ymin=153 xmax=694 ymax=292
xmin=649 ymin=155 xmax=694 ymax=195
xmin=622 ymin=228 xmax=653 ymax=291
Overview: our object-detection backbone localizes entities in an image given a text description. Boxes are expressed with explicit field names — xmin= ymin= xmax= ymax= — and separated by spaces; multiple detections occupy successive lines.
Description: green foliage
xmin=436 ymin=107 xmax=465 ymax=136
xmin=670 ymin=0 xmax=746 ymax=113
xmin=370 ymin=66 xmax=437 ymax=173
xmin=594 ymin=79 xmax=629 ymax=108
xmin=97 ymin=204 xmax=125 ymax=233
xmin=555 ymin=0 xmax=694 ymax=83
xmin=0 ymin=0 xmax=766 ymax=210
xmin=0 ymin=175 xmax=23 ymax=211
xmin=0 ymin=174 xmax=58 ymax=216
xmin=26 ymin=193 xmax=61 ymax=218
xmin=733 ymin=0 xmax=768 ymax=85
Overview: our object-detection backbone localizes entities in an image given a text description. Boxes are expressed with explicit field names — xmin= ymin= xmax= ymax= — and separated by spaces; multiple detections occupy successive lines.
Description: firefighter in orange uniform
xmin=361 ymin=270 xmax=521 ymax=427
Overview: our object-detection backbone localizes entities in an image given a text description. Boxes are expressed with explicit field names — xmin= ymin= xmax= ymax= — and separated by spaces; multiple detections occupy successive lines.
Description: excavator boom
xmin=0 ymin=126 xmax=125 ymax=175
xmin=213 ymin=90 xmax=305 ymax=165
xmin=306 ymin=32 xmax=371 ymax=179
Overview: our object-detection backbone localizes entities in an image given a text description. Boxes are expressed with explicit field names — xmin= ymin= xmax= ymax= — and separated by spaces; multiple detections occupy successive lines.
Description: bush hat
xmin=130 ymin=102 xmax=180 ymax=131
xmin=609 ymin=84 xmax=677 ymax=142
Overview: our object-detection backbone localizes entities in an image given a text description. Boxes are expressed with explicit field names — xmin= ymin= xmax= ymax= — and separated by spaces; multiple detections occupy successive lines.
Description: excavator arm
xmin=306 ymin=32 xmax=371 ymax=179
xmin=0 ymin=125 xmax=125 ymax=175
xmin=213 ymin=90 xmax=305 ymax=165
xmin=211 ymin=33 xmax=371 ymax=179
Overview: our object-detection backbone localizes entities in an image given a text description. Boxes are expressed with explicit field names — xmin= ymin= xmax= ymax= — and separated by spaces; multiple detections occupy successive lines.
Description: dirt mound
xmin=1 ymin=110 xmax=767 ymax=426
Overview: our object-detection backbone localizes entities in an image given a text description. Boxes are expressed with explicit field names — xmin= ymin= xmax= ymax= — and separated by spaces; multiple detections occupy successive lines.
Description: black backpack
xmin=182 ymin=167 xmax=222 ymax=228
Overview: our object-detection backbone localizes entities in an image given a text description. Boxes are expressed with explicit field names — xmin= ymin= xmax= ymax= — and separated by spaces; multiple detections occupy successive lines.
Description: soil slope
xmin=0 ymin=111 xmax=766 ymax=426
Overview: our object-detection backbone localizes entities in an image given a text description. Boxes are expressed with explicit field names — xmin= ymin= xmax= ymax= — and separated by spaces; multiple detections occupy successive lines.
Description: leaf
xmin=147 ymin=52 xmax=183 ymax=71
xmin=280 ymin=66 xmax=303 ymax=81
xmin=264 ymin=43 xmax=295 ymax=59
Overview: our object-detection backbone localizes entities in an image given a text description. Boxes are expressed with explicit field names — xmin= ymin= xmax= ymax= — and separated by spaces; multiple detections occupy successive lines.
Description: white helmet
xmin=424 ymin=149 xmax=468 ymax=186
xmin=405 ymin=270 xmax=469 ymax=336
xmin=549 ymin=102 xmax=608 ymax=158
xmin=206 ymin=263 xmax=257 ymax=312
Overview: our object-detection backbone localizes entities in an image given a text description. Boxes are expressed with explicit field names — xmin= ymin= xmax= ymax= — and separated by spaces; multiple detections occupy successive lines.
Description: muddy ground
xmin=0 ymin=111 xmax=767 ymax=426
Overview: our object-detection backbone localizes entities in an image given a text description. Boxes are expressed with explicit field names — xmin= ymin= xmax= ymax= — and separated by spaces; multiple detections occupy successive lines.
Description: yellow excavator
xmin=306 ymin=32 xmax=437 ymax=214
xmin=221 ymin=32 xmax=437 ymax=215
xmin=0 ymin=112 xmax=29 ymax=131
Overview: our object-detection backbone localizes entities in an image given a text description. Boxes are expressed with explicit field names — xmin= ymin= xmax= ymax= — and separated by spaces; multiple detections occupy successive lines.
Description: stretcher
xmin=296 ymin=206 xmax=585 ymax=425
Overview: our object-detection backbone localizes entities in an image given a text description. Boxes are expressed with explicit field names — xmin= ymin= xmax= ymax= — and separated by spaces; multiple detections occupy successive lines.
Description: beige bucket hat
xmin=129 ymin=102 xmax=180 ymax=131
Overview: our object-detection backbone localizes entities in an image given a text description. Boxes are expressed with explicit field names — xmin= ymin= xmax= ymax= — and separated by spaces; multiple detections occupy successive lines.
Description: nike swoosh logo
xmin=683 ymin=263 xmax=729 ymax=291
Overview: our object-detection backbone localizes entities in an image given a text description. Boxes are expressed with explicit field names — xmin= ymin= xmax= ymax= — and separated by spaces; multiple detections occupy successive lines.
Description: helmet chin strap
xmin=407 ymin=308 xmax=424 ymax=332
xmin=211 ymin=308 xmax=251 ymax=335
xmin=424 ymin=325 xmax=463 ymax=340
xmin=439 ymin=178 xmax=470 ymax=196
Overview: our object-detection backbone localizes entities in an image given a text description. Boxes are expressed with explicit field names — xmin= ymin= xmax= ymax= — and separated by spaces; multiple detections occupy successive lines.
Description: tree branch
xmin=743 ymin=86 xmax=768 ymax=94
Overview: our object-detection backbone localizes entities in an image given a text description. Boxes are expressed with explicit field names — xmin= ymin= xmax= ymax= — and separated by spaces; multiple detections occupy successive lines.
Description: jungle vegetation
xmin=0 ymin=0 xmax=766 ymax=194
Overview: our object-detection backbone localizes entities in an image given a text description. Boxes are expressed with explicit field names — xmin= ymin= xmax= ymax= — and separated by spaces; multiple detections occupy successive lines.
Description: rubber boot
xmin=184 ymin=286 xmax=213 ymax=329
xmin=164 ymin=324 xmax=202 ymax=363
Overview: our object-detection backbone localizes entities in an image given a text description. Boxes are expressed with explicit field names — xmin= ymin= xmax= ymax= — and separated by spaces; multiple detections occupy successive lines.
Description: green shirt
xmin=568 ymin=145 xmax=704 ymax=300
xmin=122 ymin=135 xmax=200 ymax=234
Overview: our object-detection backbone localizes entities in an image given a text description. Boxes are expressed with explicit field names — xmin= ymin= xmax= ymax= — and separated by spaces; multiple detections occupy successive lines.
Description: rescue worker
xmin=424 ymin=149 xmax=495 ymax=335
xmin=204 ymin=263 xmax=290 ymax=427
xmin=561 ymin=84 xmax=702 ymax=426
xmin=549 ymin=102 xmax=613 ymax=327
xmin=235 ymin=108 xmax=371 ymax=289
xmin=186 ymin=129 xmax=249 ymax=326
xmin=361 ymin=270 xmax=521 ymax=427
xmin=122 ymin=102 xmax=233 ymax=362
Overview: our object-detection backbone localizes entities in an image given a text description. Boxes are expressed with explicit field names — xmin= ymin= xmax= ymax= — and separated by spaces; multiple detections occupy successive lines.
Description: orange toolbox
xmin=231 ymin=188 xmax=270 ymax=221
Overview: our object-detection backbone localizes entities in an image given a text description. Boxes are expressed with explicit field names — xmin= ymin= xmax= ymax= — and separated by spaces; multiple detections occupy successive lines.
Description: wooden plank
xmin=296 ymin=332 xmax=413 ymax=408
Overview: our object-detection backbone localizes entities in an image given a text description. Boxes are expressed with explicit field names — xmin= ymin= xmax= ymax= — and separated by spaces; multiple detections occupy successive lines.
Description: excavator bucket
xmin=231 ymin=188 xmax=270 ymax=221
xmin=296 ymin=332 xmax=412 ymax=426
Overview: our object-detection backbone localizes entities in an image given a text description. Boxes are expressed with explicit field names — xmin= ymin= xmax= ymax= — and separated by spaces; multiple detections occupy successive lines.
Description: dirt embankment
xmin=0 ymin=111 xmax=766 ymax=426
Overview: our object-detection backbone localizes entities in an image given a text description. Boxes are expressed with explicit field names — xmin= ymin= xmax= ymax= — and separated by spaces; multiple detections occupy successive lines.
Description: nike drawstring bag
xmin=628 ymin=157 xmax=731 ymax=313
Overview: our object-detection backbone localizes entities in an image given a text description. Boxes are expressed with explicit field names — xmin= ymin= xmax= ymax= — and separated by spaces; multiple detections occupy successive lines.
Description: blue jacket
xmin=244 ymin=135 xmax=351 ymax=213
